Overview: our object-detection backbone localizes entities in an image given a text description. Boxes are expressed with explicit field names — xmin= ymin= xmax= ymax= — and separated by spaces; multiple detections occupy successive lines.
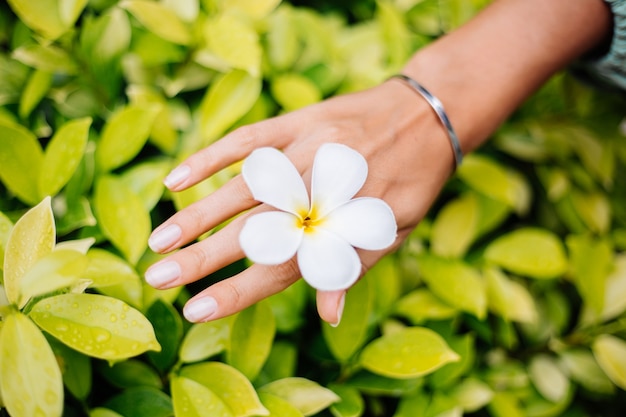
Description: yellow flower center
xmin=297 ymin=207 xmax=322 ymax=233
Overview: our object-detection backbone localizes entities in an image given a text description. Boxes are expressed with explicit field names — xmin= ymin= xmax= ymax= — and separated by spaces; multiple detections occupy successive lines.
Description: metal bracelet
xmin=389 ymin=74 xmax=463 ymax=168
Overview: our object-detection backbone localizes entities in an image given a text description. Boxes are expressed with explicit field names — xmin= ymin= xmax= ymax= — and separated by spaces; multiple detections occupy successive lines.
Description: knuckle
xmin=269 ymin=258 xmax=301 ymax=286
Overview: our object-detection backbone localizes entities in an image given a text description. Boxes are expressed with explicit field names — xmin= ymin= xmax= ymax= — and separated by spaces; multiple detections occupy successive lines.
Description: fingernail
xmin=184 ymin=297 xmax=218 ymax=322
xmin=164 ymin=165 xmax=190 ymax=189
xmin=330 ymin=293 xmax=346 ymax=328
xmin=145 ymin=261 xmax=181 ymax=288
xmin=148 ymin=224 xmax=182 ymax=252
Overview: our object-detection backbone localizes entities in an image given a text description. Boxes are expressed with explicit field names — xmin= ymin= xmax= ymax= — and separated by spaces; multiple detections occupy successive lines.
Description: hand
xmin=145 ymin=80 xmax=456 ymax=325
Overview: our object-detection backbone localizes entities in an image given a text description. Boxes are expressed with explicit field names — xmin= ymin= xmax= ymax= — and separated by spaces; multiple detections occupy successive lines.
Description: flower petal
xmin=311 ymin=143 xmax=368 ymax=217
xmin=321 ymin=197 xmax=397 ymax=250
xmin=242 ymin=147 xmax=309 ymax=215
xmin=297 ymin=229 xmax=361 ymax=291
xmin=240 ymin=211 xmax=303 ymax=265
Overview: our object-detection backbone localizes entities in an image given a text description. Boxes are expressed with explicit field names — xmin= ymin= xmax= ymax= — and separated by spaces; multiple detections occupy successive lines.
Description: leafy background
xmin=1 ymin=0 xmax=626 ymax=416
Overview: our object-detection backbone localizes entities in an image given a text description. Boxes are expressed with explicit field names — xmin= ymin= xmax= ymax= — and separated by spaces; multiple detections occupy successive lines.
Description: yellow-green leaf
xmin=328 ymin=384 xmax=364 ymax=417
xmin=180 ymin=362 xmax=269 ymax=416
xmin=203 ymin=14 xmax=262 ymax=76
xmin=266 ymin=5 xmax=299 ymax=72
xmin=39 ymin=117 xmax=91 ymax=198
xmin=430 ymin=192 xmax=479 ymax=258
xmin=120 ymin=159 xmax=171 ymax=212
xmin=122 ymin=0 xmax=193 ymax=45
xmin=450 ymin=378 xmax=493 ymax=413
xmin=529 ymin=354 xmax=570 ymax=403
xmin=566 ymin=234 xmax=612 ymax=314
xmin=19 ymin=69 xmax=54 ymax=118
xmin=94 ymin=175 xmax=151 ymax=265
xmin=259 ymin=378 xmax=340 ymax=416
xmin=221 ymin=0 xmax=281 ymax=19
xmin=270 ymin=73 xmax=322 ymax=111
xmin=581 ymin=254 xmax=626 ymax=325
xmin=258 ymin=392 xmax=304 ymax=417
xmin=29 ymin=293 xmax=160 ymax=360
xmin=322 ymin=277 xmax=372 ymax=362
xmin=95 ymin=104 xmax=160 ymax=172
xmin=199 ymin=70 xmax=262 ymax=145
xmin=3 ymin=197 xmax=55 ymax=305
xmin=393 ymin=288 xmax=457 ymax=324
xmin=485 ymin=267 xmax=537 ymax=323
xmin=90 ymin=408 xmax=124 ymax=417
xmin=359 ymin=327 xmax=460 ymax=379
xmin=417 ymin=254 xmax=487 ymax=319
xmin=558 ymin=348 xmax=615 ymax=394
xmin=571 ymin=190 xmax=611 ymax=234
xmin=18 ymin=249 xmax=89 ymax=309
xmin=227 ymin=301 xmax=275 ymax=381
xmin=0 ymin=312 xmax=63 ymax=417
xmin=0 ymin=122 xmax=44 ymax=205
xmin=592 ymin=334 xmax=626 ymax=390
xmin=180 ymin=317 xmax=232 ymax=363
xmin=83 ymin=248 xmax=143 ymax=308
xmin=457 ymin=154 xmax=531 ymax=215
xmin=171 ymin=376 xmax=234 ymax=417
xmin=58 ymin=0 xmax=88 ymax=26
xmin=484 ymin=228 xmax=568 ymax=279
xmin=12 ymin=43 xmax=78 ymax=74
xmin=0 ymin=211 xmax=13 ymax=267
xmin=6 ymin=0 xmax=66 ymax=39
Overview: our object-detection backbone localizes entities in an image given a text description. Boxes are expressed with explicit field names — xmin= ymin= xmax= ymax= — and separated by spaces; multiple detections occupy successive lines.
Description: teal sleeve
xmin=578 ymin=0 xmax=626 ymax=90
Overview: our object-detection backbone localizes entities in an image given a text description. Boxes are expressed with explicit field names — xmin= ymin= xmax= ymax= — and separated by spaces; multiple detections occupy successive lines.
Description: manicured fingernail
xmin=184 ymin=297 xmax=218 ymax=322
xmin=145 ymin=261 xmax=181 ymax=288
xmin=330 ymin=293 xmax=346 ymax=328
xmin=149 ymin=224 xmax=181 ymax=252
xmin=164 ymin=165 xmax=190 ymax=189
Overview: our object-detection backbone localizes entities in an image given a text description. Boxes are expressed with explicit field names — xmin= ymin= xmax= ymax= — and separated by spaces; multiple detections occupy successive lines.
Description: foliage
xmin=0 ymin=0 xmax=626 ymax=416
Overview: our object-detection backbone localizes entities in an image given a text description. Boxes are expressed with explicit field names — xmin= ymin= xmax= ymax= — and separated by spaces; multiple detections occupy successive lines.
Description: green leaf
xmin=270 ymin=73 xmax=322 ymax=111
xmin=3 ymin=197 xmax=55 ymax=305
xmin=95 ymin=104 xmax=160 ymax=172
xmin=259 ymin=378 xmax=340 ymax=416
xmin=266 ymin=278 xmax=308 ymax=333
xmin=146 ymin=299 xmax=183 ymax=373
xmin=449 ymin=378 xmax=493 ymax=413
xmin=227 ymin=300 xmax=276 ymax=381
xmin=58 ymin=0 xmax=88 ymax=26
xmin=19 ymin=69 xmax=53 ymax=118
xmin=359 ymin=327 xmax=459 ymax=379
xmin=84 ymin=248 xmax=140 ymax=289
xmin=322 ymin=277 xmax=372 ymax=362
xmin=39 ymin=117 xmax=91 ymax=198
xmin=122 ymin=0 xmax=193 ymax=45
xmin=105 ymin=386 xmax=173 ymax=417
xmin=485 ymin=267 xmax=537 ymax=323
xmin=558 ymin=348 xmax=615 ymax=394
xmin=180 ymin=362 xmax=269 ymax=416
xmin=484 ymin=228 xmax=568 ymax=279
xmin=487 ymin=392 xmax=524 ymax=417
xmin=328 ymin=384 xmax=364 ymax=417
xmin=429 ymin=333 xmax=476 ymax=388
xmin=344 ymin=371 xmax=423 ymax=396
xmin=12 ymin=43 xmax=78 ymax=74
xmin=393 ymin=288 xmax=457 ymax=325
xmin=457 ymin=154 xmax=531 ymax=215
xmin=0 ymin=211 xmax=14 ymax=268
xmin=0 ymin=312 xmax=63 ymax=417
xmin=580 ymin=254 xmax=626 ymax=325
xmin=179 ymin=317 xmax=232 ymax=363
xmin=223 ymin=0 xmax=281 ymax=19
xmin=47 ymin=336 xmax=92 ymax=401
xmin=29 ymin=293 xmax=161 ymax=360
xmin=258 ymin=341 xmax=298 ymax=385
xmin=6 ymin=0 xmax=66 ymax=39
xmin=266 ymin=5 xmax=299 ymax=72
xmin=0 ymin=122 xmax=44 ymax=205
xmin=430 ymin=192 xmax=479 ymax=258
xmin=566 ymin=234 xmax=612 ymax=314
xmin=94 ymin=175 xmax=151 ymax=265
xmin=528 ymin=354 xmax=570 ymax=403
xmin=592 ymin=334 xmax=626 ymax=390
xmin=203 ymin=14 xmax=262 ymax=76
xmin=571 ymin=190 xmax=611 ymax=234
xmin=171 ymin=376 xmax=234 ymax=417
xmin=199 ymin=70 xmax=262 ymax=145
xmin=258 ymin=392 xmax=304 ymax=417
xmin=120 ymin=158 xmax=171 ymax=212
xmin=90 ymin=408 xmax=124 ymax=417
xmin=98 ymin=359 xmax=163 ymax=389
xmin=416 ymin=254 xmax=487 ymax=319
xmin=18 ymin=249 xmax=89 ymax=309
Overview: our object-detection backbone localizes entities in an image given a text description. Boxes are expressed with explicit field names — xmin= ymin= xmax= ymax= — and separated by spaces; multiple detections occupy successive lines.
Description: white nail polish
xmin=145 ymin=261 xmax=181 ymax=288
xmin=184 ymin=297 xmax=218 ymax=322
xmin=164 ymin=165 xmax=191 ymax=189
xmin=148 ymin=224 xmax=182 ymax=252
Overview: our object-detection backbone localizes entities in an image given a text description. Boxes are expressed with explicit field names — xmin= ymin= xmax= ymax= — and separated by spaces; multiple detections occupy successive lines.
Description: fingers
xmin=148 ymin=174 xmax=254 ymax=253
xmin=165 ymin=118 xmax=292 ymax=192
xmin=316 ymin=290 xmax=346 ymax=326
xmin=182 ymin=259 xmax=302 ymax=322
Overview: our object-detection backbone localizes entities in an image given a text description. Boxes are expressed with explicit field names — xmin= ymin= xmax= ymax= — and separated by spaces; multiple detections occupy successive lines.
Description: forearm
xmin=402 ymin=0 xmax=613 ymax=154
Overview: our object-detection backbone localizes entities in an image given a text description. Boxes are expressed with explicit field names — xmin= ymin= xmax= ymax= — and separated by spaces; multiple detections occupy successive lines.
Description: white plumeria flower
xmin=239 ymin=143 xmax=397 ymax=291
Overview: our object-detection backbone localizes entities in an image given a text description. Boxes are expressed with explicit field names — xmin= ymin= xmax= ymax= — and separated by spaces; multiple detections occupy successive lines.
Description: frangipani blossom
xmin=239 ymin=143 xmax=397 ymax=291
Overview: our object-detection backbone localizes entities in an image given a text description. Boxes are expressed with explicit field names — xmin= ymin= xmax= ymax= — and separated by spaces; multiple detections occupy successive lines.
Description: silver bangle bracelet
xmin=389 ymin=74 xmax=463 ymax=168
